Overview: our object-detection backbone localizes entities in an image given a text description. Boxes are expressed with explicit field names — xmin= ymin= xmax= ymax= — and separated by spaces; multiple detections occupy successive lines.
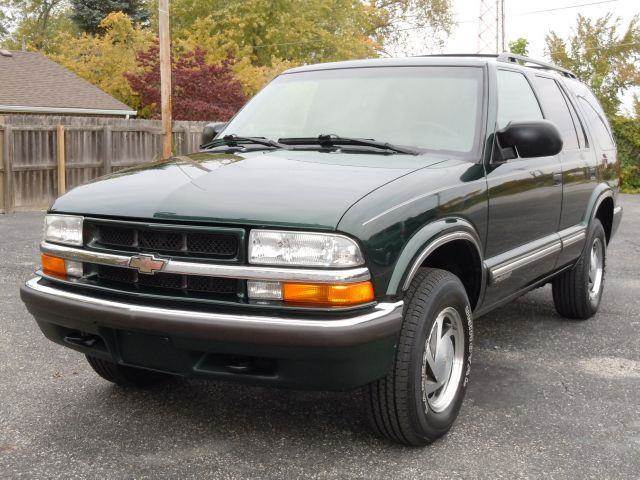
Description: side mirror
xmin=494 ymin=120 xmax=563 ymax=162
xmin=200 ymin=122 xmax=228 ymax=148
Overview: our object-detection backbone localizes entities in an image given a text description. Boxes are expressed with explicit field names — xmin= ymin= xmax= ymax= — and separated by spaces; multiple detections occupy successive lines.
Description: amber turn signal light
xmin=41 ymin=254 xmax=66 ymax=279
xmin=282 ymin=281 xmax=375 ymax=306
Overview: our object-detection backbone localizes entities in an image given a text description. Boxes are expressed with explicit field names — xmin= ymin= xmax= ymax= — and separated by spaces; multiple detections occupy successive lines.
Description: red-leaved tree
xmin=126 ymin=44 xmax=246 ymax=121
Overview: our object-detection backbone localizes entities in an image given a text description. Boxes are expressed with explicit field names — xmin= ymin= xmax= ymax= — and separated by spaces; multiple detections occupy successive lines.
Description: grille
xmin=89 ymin=223 xmax=240 ymax=260
xmin=90 ymin=264 xmax=238 ymax=297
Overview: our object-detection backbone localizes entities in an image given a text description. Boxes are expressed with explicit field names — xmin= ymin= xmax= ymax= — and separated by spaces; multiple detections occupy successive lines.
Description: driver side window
xmin=497 ymin=70 xmax=543 ymax=129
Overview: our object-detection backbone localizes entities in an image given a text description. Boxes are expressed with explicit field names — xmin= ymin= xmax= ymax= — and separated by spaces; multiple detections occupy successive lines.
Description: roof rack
xmin=417 ymin=53 xmax=499 ymax=58
xmin=497 ymin=53 xmax=577 ymax=78
xmin=417 ymin=53 xmax=577 ymax=79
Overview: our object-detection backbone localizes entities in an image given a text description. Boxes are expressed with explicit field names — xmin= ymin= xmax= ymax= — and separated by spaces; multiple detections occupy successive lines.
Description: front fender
xmin=385 ymin=218 xmax=484 ymax=296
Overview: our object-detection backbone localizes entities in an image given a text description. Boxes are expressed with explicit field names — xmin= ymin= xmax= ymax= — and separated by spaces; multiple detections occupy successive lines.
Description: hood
xmin=51 ymin=150 xmax=446 ymax=230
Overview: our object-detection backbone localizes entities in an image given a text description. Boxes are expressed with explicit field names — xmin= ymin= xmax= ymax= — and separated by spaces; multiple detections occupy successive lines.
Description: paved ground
xmin=1 ymin=196 xmax=639 ymax=480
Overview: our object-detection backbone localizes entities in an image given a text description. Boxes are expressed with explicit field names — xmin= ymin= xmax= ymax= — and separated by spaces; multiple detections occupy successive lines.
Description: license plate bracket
xmin=117 ymin=330 xmax=189 ymax=373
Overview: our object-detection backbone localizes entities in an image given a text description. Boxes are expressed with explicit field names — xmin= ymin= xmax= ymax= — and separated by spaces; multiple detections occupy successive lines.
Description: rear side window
xmin=532 ymin=76 xmax=579 ymax=150
xmin=562 ymin=89 xmax=588 ymax=148
xmin=578 ymin=97 xmax=615 ymax=150
xmin=497 ymin=70 xmax=543 ymax=128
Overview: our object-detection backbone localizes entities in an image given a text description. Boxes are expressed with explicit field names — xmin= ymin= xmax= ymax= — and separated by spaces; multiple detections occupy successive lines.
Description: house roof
xmin=0 ymin=50 xmax=136 ymax=116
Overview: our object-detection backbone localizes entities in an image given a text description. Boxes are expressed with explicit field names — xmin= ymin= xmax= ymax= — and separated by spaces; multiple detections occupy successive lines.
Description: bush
xmin=611 ymin=116 xmax=640 ymax=193
xmin=125 ymin=44 xmax=246 ymax=121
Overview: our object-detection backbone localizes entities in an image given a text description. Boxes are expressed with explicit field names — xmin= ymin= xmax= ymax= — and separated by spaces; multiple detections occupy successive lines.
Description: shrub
xmin=126 ymin=44 xmax=246 ymax=121
xmin=611 ymin=117 xmax=640 ymax=193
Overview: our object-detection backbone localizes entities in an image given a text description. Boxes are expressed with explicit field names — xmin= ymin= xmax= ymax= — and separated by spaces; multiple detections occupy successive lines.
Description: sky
xmin=391 ymin=0 xmax=639 ymax=113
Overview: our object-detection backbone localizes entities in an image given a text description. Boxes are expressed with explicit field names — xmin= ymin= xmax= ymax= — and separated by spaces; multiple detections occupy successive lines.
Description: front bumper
xmin=21 ymin=277 xmax=403 ymax=390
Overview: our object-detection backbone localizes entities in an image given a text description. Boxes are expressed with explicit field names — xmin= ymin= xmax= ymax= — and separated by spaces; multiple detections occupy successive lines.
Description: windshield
xmin=222 ymin=66 xmax=484 ymax=157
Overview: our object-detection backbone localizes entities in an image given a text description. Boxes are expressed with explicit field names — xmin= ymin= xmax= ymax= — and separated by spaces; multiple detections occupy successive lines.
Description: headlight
xmin=44 ymin=214 xmax=84 ymax=246
xmin=248 ymin=230 xmax=364 ymax=267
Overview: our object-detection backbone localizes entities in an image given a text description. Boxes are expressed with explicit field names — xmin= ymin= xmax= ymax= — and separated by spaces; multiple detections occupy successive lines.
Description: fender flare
xmin=585 ymin=184 xmax=614 ymax=225
xmin=386 ymin=217 xmax=485 ymax=302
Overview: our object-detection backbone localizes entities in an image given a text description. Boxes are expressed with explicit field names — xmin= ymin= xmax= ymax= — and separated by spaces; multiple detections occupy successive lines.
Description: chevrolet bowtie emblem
xmin=128 ymin=254 xmax=166 ymax=275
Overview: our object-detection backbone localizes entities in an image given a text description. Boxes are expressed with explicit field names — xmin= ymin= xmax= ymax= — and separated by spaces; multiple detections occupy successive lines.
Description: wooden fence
xmin=0 ymin=115 xmax=209 ymax=213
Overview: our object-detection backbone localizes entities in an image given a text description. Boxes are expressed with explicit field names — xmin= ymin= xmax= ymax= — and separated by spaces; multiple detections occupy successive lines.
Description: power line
xmin=520 ymin=0 xmax=623 ymax=15
xmin=451 ymin=0 xmax=629 ymax=25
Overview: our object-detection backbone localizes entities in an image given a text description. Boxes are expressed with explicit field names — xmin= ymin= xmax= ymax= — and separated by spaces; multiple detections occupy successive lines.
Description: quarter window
xmin=578 ymin=97 xmax=615 ymax=150
xmin=532 ymin=76 xmax=579 ymax=150
xmin=497 ymin=70 xmax=543 ymax=128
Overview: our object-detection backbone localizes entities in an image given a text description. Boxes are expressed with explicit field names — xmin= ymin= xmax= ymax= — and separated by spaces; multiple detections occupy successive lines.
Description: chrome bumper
xmin=21 ymin=277 xmax=404 ymax=348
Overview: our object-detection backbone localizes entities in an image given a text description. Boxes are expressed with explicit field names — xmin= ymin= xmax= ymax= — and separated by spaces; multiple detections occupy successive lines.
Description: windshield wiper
xmin=278 ymin=134 xmax=419 ymax=155
xmin=201 ymin=134 xmax=289 ymax=151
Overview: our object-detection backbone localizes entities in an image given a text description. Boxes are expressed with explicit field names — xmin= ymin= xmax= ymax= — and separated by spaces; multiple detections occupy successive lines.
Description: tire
xmin=552 ymin=219 xmax=606 ymax=320
xmin=85 ymin=355 xmax=172 ymax=387
xmin=364 ymin=268 xmax=473 ymax=446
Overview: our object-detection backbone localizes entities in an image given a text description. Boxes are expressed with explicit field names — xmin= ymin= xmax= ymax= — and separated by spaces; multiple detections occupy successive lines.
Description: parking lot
xmin=1 ymin=195 xmax=639 ymax=479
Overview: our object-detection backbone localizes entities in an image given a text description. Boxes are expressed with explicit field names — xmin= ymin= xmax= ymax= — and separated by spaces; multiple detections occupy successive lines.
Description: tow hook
xmin=224 ymin=357 xmax=254 ymax=373
xmin=64 ymin=333 xmax=101 ymax=348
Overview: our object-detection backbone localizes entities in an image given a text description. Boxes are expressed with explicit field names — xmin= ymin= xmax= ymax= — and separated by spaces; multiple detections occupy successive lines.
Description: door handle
xmin=553 ymin=172 xmax=562 ymax=186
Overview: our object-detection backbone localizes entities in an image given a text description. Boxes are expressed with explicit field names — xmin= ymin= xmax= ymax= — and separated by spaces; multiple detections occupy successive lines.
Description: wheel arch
xmin=586 ymin=186 xmax=615 ymax=244
xmin=386 ymin=218 xmax=485 ymax=310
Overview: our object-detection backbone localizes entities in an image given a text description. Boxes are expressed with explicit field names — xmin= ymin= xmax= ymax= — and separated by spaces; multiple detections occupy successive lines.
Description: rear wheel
xmin=85 ymin=355 xmax=172 ymax=387
xmin=364 ymin=268 xmax=472 ymax=446
xmin=552 ymin=219 xmax=606 ymax=320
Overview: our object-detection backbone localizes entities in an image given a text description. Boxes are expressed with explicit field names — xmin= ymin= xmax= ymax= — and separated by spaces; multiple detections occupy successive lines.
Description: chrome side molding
xmin=40 ymin=242 xmax=371 ymax=284
xmin=490 ymin=241 xmax=562 ymax=284
xmin=561 ymin=230 xmax=586 ymax=248
xmin=489 ymin=225 xmax=587 ymax=284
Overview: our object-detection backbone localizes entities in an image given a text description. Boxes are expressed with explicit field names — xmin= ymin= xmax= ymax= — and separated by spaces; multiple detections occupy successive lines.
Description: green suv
xmin=21 ymin=54 xmax=623 ymax=446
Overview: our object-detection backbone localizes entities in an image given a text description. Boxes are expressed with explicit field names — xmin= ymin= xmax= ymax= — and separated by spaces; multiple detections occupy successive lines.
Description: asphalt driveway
xmin=1 ymin=196 xmax=639 ymax=479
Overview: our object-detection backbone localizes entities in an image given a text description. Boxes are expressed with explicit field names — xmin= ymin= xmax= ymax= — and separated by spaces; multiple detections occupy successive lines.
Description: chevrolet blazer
xmin=21 ymin=54 xmax=623 ymax=446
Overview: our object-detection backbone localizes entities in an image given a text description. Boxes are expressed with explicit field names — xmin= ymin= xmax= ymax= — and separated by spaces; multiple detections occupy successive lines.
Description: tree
xmin=546 ymin=14 xmax=640 ymax=116
xmin=125 ymin=43 xmax=246 ymax=120
xmin=70 ymin=0 xmax=149 ymax=34
xmin=0 ymin=9 xmax=10 ymax=38
xmin=0 ymin=0 xmax=74 ymax=52
xmin=162 ymin=0 xmax=453 ymax=65
xmin=508 ymin=37 xmax=529 ymax=56
xmin=52 ymin=12 xmax=153 ymax=109
xmin=161 ymin=0 xmax=452 ymax=95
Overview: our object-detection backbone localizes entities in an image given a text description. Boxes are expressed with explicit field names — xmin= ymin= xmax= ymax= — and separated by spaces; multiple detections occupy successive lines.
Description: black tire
xmin=364 ymin=268 xmax=473 ymax=446
xmin=552 ymin=219 xmax=606 ymax=320
xmin=85 ymin=355 xmax=172 ymax=387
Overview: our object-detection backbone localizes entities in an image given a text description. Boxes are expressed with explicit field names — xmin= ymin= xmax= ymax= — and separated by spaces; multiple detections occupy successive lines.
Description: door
xmin=532 ymin=75 xmax=595 ymax=231
xmin=483 ymin=69 xmax=563 ymax=306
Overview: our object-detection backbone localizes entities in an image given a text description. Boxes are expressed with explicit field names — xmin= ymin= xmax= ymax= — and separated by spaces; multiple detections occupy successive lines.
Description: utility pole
xmin=500 ymin=0 xmax=506 ymax=53
xmin=158 ymin=0 xmax=172 ymax=158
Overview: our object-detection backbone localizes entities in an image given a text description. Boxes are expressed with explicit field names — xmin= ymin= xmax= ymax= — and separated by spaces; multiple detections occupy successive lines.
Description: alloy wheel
xmin=421 ymin=306 xmax=465 ymax=413
xmin=588 ymin=237 xmax=604 ymax=301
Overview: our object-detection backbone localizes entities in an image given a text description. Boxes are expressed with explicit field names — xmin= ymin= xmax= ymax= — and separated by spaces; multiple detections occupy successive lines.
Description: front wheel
xmin=364 ymin=268 xmax=472 ymax=446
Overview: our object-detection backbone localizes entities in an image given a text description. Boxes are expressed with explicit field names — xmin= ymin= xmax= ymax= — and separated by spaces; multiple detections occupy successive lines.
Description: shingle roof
xmin=0 ymin=50 xmax=136 ymax=115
